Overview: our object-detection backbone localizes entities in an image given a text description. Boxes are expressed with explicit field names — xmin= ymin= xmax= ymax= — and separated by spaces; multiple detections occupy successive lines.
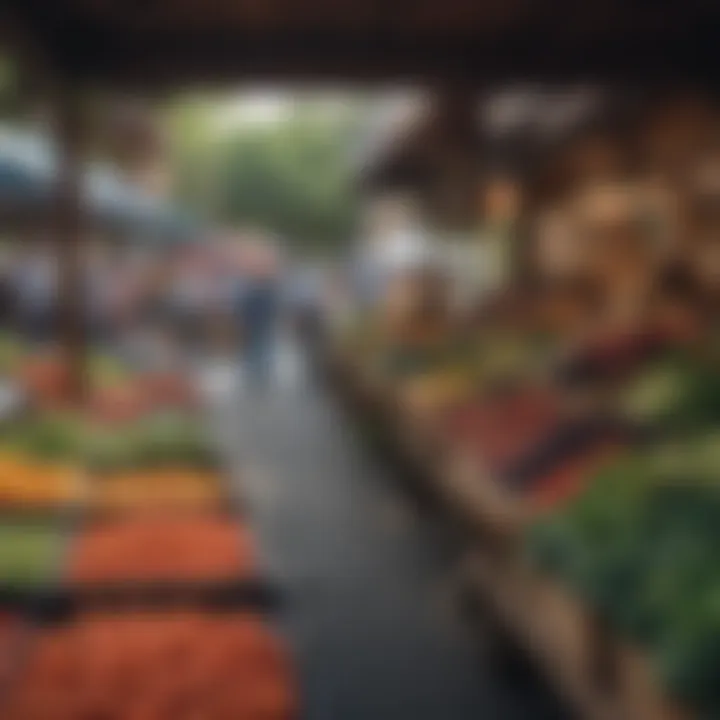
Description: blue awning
xmin=0 ymin=125 xmax=197 ymax=242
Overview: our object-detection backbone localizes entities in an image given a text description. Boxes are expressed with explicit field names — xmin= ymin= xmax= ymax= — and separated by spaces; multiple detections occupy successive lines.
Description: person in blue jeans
xmin=238 ymin=274 xmax=279 ymax=387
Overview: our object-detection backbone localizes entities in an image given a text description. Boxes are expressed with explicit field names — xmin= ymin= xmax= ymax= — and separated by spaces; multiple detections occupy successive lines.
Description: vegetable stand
xmin=328 ymin=309 xmax=720 ymax=720
xmin=0 ymin=350 xmax=296 ymax=718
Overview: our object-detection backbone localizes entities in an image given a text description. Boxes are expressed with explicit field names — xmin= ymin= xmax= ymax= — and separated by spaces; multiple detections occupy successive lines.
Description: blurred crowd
xmin=0 ymin=235 xmax=335 ymax=385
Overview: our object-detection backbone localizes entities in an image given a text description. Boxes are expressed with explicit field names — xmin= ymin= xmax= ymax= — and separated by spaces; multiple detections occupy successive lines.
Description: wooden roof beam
xmin=31 ymin=23 xmax=720 ymax=91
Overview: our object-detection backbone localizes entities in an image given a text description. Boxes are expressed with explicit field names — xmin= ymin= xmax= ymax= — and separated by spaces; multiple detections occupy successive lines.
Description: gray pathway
xmin=205 ymin=354 xmax=569 ymax=720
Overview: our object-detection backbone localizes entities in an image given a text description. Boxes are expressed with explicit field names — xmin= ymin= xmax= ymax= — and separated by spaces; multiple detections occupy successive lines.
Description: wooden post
xmin=53 ymin=83 xmax=87 ymax=403
xmin=434 ymin=86 xmax=480 ymax=231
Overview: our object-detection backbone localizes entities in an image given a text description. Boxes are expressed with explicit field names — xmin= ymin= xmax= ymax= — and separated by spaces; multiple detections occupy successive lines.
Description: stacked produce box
xmin=0 ymin=340 xmax=296 ymax=719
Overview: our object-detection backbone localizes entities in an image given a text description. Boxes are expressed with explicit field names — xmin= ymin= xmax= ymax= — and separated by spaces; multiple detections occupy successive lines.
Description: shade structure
xmin=0 ymin=126 xmax=54 ymax=221
xmin=5 ymin=0 xmax=720 ymax=89
xmin=0 ymin=125 xmax=195 ymax=242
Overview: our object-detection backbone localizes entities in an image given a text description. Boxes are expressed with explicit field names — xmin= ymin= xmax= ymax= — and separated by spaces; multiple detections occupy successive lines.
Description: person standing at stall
xmin=352 ymin=197 xmax=434 ymax=311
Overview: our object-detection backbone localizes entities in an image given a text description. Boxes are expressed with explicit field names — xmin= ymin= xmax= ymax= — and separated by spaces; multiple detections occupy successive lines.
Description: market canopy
xmin=0 ymin=125 xmax=197 ymax=240
xmin=3 ymin=0 xmax=720 ymax=87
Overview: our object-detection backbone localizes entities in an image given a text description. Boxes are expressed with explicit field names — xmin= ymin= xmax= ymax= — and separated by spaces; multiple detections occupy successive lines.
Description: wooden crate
xmin=465 ymin=548 xmax=622 ymax=720
xmin=439 ymin=449 xmax=531 ymax=536
xmin=615 ymin=643 xmax=693 ymax=720
xmin=469 ymin=547 xmax=698 ymax=720
xmin=531 ymin=575 xmax=612 ymax=697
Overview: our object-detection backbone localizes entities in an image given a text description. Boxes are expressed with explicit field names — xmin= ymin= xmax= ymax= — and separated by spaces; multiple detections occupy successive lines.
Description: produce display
xmin=0 ymin=414 xmax=87 ymax=464
xmin=441 ymin=386 xmax=563 ymax=470
xmin=0 ymin=334 xmax=25 ymax=375
xmin=3 ymin=613 xmax=295 ymax=720
xmin=0 ymin=411 xmax=217 ymax=509
xmin=522 ymin=439 xmax=621 ymax=510
xmin=620 ymin=352 xmax=720 ymax=432
xmin=13 ymin=345 xmax=198 ymax=423
xmin=526 ymin=433 xmax=720 ymax=717
xmin=0 ymin=522 xmax=65 ymax=587
xmin=83 ymin=414 xmax=217 ymax=474
xmin=68 ymin=517 xmax=256 ymax=584
xmin=0 ymin=318 xmax=293 ymax=719
xmin=88 ymin=373 xmax=199 ymax=424
xmin=0 ymin=613 xmax=25 ymax=680
xmin=557 ymin=326 xmax=672 ymax=384
xmin=92 ymin=468 xmax=223 ymax=513
xmin=17 ymin=350 xmax=130 ymax=409
xmin=336 ymin=262 xmax=720 ymax=720
xmin=0 ymin=452 xmax=83 ymax=507
xmin=472 ymin=330 xmax=558 ymax=386
xmin=394 ymin=362 xmax=478 ymax=416
xmin=16 ymin=355 xmax=74 ymax=409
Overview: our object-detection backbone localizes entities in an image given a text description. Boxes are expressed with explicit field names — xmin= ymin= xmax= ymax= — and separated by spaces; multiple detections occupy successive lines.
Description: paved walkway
xmin=204 ymin=351 xmax=570 ymax=720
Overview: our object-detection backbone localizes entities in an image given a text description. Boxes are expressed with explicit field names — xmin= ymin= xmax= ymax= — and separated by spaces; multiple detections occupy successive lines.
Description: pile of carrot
xmin=4 ymin=613 xmax=295 ymax=719
xmin=68 ymin=517 xmax=257 ymax=584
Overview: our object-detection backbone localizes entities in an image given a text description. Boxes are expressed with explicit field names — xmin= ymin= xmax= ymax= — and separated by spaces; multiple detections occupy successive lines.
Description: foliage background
xmin=165 ymin=95 xmax=369 ymax=254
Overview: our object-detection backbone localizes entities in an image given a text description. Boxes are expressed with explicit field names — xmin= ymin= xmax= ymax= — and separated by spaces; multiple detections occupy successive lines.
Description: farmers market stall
xmin=2 ymin=2 xmax=720 ymax=718
xmin=0 ymin=356 xmax=296 ymax=718
xmin=328 ymin=89 xmax=720 ymax=720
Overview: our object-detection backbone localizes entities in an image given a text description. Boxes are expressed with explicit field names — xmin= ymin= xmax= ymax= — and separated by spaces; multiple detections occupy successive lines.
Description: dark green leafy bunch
xmin=128 ymin=414 xmax=218 ymax=469
xmin=0 ymin=411 xmax=219 ymax=471
xmin=84 ymin=414 xmax=218 ymax=473
xmin=0 ymin=413 xmax=88 ymax=462
xmin=526 ymin=434 xmax=720 ymax=717
xmin=0 ymin=523 xmax=66 ymax=587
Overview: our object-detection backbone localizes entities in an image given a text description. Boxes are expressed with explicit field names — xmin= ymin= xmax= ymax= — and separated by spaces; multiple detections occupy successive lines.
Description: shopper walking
xmin=236 ymin=242 xmax=280 ymax=388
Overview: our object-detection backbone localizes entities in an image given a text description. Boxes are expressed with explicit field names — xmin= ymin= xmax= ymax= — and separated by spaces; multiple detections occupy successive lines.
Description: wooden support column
xmin=428 ymin=86 xmax=481 ymax=231
xmin=53 ymin=83 xmax=87 ymax=404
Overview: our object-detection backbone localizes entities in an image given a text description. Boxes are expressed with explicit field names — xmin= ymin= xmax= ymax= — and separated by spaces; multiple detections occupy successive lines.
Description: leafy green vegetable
xmin=0 ymin=522 xmax=65 ymax=586
xmin=622 ymin=354 xmax=720 ymax=433
xmin=0 ymin=413 xmax=87 ymax=462
xmin=526 ymin=434 xmax=720 ymax=716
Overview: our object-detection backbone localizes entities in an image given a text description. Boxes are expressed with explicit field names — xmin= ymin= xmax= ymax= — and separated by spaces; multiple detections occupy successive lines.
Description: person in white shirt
xmin=353 ymin=199 xmax=435 ymax=309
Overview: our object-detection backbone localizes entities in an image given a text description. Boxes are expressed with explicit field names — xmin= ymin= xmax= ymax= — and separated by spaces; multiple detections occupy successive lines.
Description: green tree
xmin=167 ymin=96 xmax=365 ymax=253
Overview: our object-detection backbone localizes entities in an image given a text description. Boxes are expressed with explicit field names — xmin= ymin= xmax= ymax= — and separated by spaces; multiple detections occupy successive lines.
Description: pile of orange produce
xmin=91 ymin=468 xmax=223 ymax=513
xmin=0 ymin=453 xmax=84 ymax=507
xmin=68 ymin=517 xmax=256 ymax=583
xmin=3 ymin=613 xmax=295 ymax=719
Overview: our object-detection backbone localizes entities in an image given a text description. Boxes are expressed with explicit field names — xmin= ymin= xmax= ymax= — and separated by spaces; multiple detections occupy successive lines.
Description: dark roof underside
xmin=3 ymin=0 xmax=720 ymax=88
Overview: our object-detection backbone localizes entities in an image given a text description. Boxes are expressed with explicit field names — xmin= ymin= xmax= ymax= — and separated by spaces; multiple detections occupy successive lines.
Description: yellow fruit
xmin=0 ymin=452 xmax=85 ymax=506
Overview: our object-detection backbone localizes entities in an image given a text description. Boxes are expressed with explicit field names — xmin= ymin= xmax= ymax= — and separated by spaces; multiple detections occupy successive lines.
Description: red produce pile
xmin=0 ymin=613 xmax=25 ymax=682
xmin=3 ymin=613 xmax=296 ymax=719
xmin=68 ymin=517 xmax=256 ymax=583
xmin=562 ymin=325 xmax=675 ymax=382
xmin=443 ymin=387 xmax=563 ymax=470
xmin=529 ymin=442 xmax=622 ymax=511
xmin=89 ymin=373 xmax=200 ymax=424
